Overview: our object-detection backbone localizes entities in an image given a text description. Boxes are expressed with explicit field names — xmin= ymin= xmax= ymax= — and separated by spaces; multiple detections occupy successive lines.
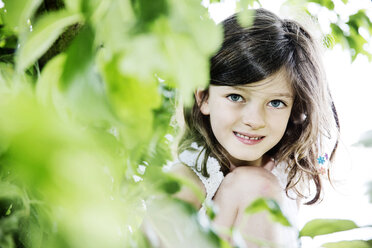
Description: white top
xmin=177 ymin=142 xmax=300 ymax=248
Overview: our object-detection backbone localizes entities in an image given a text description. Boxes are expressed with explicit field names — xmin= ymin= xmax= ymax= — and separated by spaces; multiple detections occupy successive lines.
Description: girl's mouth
xmin=233 ymin=131 xmax=265 ymax=144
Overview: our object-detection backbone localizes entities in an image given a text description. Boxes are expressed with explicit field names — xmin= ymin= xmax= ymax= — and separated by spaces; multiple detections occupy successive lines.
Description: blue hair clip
xmin=317 ymin=153 xmax=329 ymax=175
xmin=317 ymin=153 xmax=329 ymax=164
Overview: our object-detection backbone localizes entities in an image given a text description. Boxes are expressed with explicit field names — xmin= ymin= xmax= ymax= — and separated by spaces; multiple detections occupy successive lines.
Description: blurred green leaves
xmin=101 ymin=56 xmax=161 ymax=150
xmin=0 ymin=0 xmax=223 ymax=247
xmin=300 ymin=219 xmax=359 ymax=238
xmin=300 ymin=218 xmax=372 ymax=248
xmin=244 ymin=197 xmax=292 ymax=227
xmin=334 ymin=10 xmax=372 ymax=61
xmin=284 ymin=0 xmax=372 ymax=62
xmin=0 ymin=75 xmax=133 ymax=247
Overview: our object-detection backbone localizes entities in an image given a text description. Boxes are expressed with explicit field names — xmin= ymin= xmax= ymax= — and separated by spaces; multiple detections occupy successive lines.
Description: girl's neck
xmin=228 ymin=154 xmax=274 ymax=171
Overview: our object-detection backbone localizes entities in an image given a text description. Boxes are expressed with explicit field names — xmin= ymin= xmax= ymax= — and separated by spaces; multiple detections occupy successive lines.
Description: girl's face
xmin=197 ymin=70 xmax=294 ymax=167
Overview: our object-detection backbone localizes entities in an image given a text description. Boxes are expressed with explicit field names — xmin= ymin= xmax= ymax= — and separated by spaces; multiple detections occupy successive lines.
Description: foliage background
xmin=0 ymin=0 xmax=371 ymax=247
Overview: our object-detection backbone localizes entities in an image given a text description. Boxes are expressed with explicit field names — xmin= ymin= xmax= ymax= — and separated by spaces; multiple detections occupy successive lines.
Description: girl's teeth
xmin=236 ymin=133 xmax=261 ymax=140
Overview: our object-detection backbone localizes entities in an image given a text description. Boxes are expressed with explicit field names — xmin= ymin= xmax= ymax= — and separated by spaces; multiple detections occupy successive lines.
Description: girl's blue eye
xmin=227 ymin=94 xmax=243 ymax=102
xmin=269 ymin=100 xmax=286 ymax=108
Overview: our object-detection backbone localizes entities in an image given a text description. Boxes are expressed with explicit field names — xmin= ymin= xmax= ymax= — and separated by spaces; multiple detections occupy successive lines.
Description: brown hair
xmin=178 ymin=8 xmax=340 ymax=205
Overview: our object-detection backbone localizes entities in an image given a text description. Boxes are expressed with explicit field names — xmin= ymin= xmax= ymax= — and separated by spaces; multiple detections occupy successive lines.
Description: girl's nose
xmin=241 ymin=104 xmax=266 ymax=130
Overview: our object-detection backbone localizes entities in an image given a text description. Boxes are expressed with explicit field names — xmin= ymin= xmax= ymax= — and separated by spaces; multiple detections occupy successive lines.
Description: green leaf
xmin=164 ymin=33 xmax=209 ymax=105
xmin=330 ymin=23 xmax=346 ymax=48
xmin=168 ymin=0 xmax=222 ymax=56
xmin=36 ymin=54 xmax=66 ymax=107
xmin=237 ymin=9 xmax=256 ymax=28
xmin=366 ymin=181 xmax=372 ymax=203
xmin=61 ymin=25 xmax=93 ymax=87
xmin=161 ymin=180 xmax=181 ymax=194
xmin=244 ymin=198 xmax=291 ymax=227
xmin=0 ymin=182 xmax=23 ymax=199
xmin=165 ymin=170 xmax=205 ymax=204
xmin=348 ymin=10 xmax=372 ymax=34
xmin=323 ymin=0 xmax=335 ymax=10
xmin=0 ymin=62 xmax=14 ymax=90
xmin=1 ymin=0 xmax=43 ymax=33
xmin=5 ymin=204 xmax=13 ymax=215
xmin=322 ymin=34 xmax=335 ymax=49
xmin=308 ymin=0 xmax=334 ymax=10
xmin=236 ymin=0 xmax=256 ymax=28
xmin=354 ymin=130 xmax=372 ymax=147
xmin=16 ymin=10 xmax=83 ymax=72
xmin=321 ymin=240 xmax=372 ymax=248
xmin=300 ymin=219 xmax=359 ymax=238
xmin=90 ymin=0 xmax=134 ymax=53
xmin=238 ymin=0 xmax=257 ymax=8
xmin=119 ymin=33 xmax=168 ymax=82
xmin=60 ymin=26 xmax=119 ymax=128
xmin=131 ymin=0 xmax=169 ymax=25
xmin=100 ymin=55 xmax=161 ymax=150
xmin=63 ymin=0 xmax=82 ymax=12
xmin=346 ymin=10 xmax=372 ymax=61
xmin=220 ymin=238 xmax=234 ymax=248
xmin=0 ymin=23 xmax=18 ymax=51
xmin=146 ymin=197 xmax=221 ymax=248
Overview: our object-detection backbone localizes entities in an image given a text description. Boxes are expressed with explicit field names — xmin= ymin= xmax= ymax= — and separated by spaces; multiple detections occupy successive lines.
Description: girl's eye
xmin=227 ymin=94 xmax=243 ymax=102
xmin=268 ymin=100 xmax=286 ymax=108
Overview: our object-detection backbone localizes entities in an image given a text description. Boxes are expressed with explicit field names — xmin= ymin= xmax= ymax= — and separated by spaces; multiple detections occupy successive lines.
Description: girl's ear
xmin=195 ymin=88 xmax=210 ymax=115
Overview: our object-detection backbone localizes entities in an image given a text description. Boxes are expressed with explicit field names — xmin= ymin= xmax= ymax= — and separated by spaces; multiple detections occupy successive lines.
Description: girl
xmin=171 ymin=8 xmax=339 ymax=248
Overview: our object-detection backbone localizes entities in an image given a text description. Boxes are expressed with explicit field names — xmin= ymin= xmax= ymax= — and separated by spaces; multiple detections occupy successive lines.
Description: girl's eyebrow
xmin=230 ymin=86 xmax=294 ymax=99
xmin=271 ymin=93 xmax=294 ymax=99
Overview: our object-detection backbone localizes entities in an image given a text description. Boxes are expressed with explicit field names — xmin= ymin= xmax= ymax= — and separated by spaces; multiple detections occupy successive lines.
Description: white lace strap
xmin=178 ymin=143 xmax=224 ymax=203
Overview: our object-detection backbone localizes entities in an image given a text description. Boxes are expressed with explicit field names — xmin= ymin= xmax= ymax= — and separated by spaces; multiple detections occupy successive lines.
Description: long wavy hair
xmin=177 ymin=8 xmax=340 ymax=205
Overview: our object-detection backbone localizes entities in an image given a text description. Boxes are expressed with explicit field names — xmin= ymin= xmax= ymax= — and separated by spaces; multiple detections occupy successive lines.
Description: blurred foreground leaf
xmin=308 ymin=0 xmax=334 ymax=10
xmin=145 ymin=197 xmax=223 ymax=248
xmin=131 ymin=0 xmax=169 ymax=25
xmin=236 ymin=0 xmax=257 ymax=27
xmin=0 ymin=85 xmax=133 ymax=247
xmin=321 ymin=240 xmax=372 ymax=248
xmin=366 ymin=181 xmax=372 ymax=203
xmin=355 ymin=130 xmax=372 ymax=147
xmin=300 ymin=219 xmax=359 ymax=238
xmin=0 ymin=0 xmax=43 ymax=33
xmin=16 ymin=10 xmax=83 ymax=72
xmin=244 ymin=198 xmax=291 ymax=227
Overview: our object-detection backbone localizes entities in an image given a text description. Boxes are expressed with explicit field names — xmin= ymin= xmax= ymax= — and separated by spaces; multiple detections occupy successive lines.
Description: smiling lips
xmin=233 ymin=131 xmax=265 ymax=145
